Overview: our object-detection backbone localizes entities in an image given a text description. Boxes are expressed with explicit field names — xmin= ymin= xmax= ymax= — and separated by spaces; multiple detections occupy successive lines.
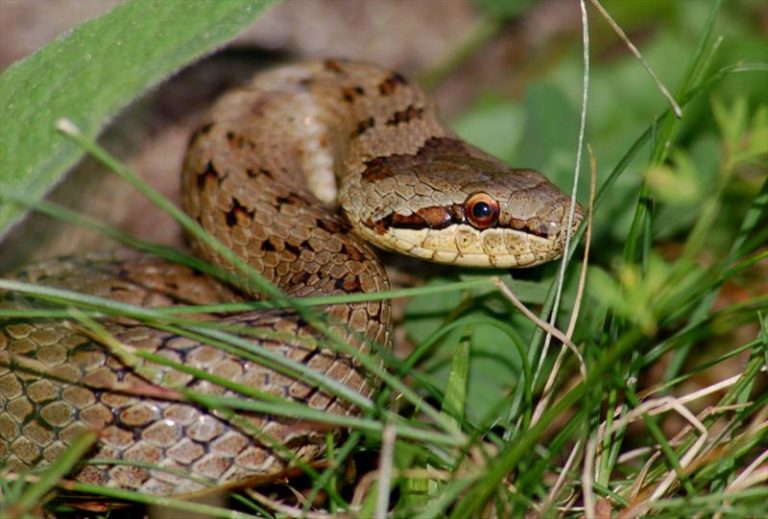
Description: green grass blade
xmin=623 ymin=389 xmax=696 ymax=496
xmin=442 ymin=329 xmax=471 ymax=427
xmin=5 ymin=431 xmax=97 ymax=517
xmin=0 ymin=0 xmax=276 ymax=236
xmin=65 ymin=482 xmax=264 ymax=518
xmin=450 ymin=327 xmax=646 ymax=518
xmin=55 ymin=123 xmax=464 ymax=439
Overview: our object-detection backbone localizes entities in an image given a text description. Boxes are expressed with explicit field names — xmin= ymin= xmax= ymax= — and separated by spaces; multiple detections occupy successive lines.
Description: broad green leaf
xmin=0 ymin=0 xmax=277 ymax=237
xmin=404 ymin=282 xmax=531 ymax=423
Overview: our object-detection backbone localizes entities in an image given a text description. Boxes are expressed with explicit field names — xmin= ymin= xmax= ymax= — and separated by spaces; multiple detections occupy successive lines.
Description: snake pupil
xmin=472 ymin=202 xmax=491 ymax=219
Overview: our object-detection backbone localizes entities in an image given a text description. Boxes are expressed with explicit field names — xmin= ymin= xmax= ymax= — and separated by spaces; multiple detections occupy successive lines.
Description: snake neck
xmin=180 ymin=61 xmax=394 ymax=302
xmin=181 ymin=58 xmax=582 ymax=296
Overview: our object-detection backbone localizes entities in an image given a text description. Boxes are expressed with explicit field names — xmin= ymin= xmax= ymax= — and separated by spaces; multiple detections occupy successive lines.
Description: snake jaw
xmin=354 ymin=202 xmax=583 ymax=269
xmin=352 ymin=174 xmax=584 ymax=268
xmin=346 ymin=134 xmax=584 ymax=268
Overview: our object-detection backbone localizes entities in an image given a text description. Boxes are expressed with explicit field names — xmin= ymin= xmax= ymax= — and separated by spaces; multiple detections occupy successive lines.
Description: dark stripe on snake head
xmin=372 ymin=207 xmax=560 ymax=238
xmin=360 ymin=137 xmax=466 ymax=182
xmin=366 ymin=205 xmax=464 ymax=235
xmin=508 ymin=217 xmax=557 ymax=239
xmin=368 ymin=199 xmax=560 ymax=239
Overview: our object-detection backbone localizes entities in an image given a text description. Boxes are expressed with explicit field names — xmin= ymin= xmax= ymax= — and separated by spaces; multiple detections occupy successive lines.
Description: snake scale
xmin=0 ymin=60 xmax=582 ymax=495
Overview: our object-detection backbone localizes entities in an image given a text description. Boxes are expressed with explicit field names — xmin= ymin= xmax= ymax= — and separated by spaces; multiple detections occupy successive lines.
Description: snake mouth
xmin=358 ymin=198 xmax=583 ymax=268
xmin=357 ymin=224 xmax=570 ymax=268
xmin=364 ymin=205 xmax=568 ymax=240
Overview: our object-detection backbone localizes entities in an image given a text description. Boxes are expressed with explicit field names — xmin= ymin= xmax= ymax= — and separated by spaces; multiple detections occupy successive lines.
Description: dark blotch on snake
xmin=323 ymin=59 xmax=344 ymax=73
xmin=341 ymin=85 xmax=365 ymax=103
xmin=196 ymin=160 xmax=220 ymax=189
xmin=352 ymin=117 xmax=376 ymax=138
xmin=360 ymin=137 xmax=466 ymax=185
xmin=378 ymin=71 xmax=408 ymax=96
xmin=225 ymin=198 xmax=254 ymax=227
xmin=385 ymin=105 xmax=424 ymax=126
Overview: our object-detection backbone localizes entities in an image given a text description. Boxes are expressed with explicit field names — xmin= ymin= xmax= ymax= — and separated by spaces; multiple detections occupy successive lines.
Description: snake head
xmin=348 ymin=137 xmax=583 ymax=268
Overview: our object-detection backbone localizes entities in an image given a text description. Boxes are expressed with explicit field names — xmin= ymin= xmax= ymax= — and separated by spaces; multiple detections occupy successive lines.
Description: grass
xmin=1 ymin=0 xmax=767 ymax=517
xmin=0 ymin=0 xmax=277 ymax=235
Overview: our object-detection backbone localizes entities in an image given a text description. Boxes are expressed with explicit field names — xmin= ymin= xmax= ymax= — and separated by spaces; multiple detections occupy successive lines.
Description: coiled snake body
xmin=0 ymin=61 xmax=582 ymax=495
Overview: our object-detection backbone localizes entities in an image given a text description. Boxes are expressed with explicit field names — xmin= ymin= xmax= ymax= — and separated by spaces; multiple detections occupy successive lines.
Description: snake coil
xmin=0 ymin=60 xmax=582 ymax=495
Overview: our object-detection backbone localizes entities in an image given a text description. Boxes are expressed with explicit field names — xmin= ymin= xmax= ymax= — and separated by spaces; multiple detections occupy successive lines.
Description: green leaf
xmin=442 ymin=329 xmax=470 ymax=426
xmin=712 ymin=95 xmax=748 ymax=148
xmin=645 ymin=150 xmax=702 ymax=205
xmin=0 ymin=0 xmax=276 ymax=237
xmin=404 ymin=282 xmax=531 ymax=424
xmin=516 ymin=82 xmax=580 ymax=187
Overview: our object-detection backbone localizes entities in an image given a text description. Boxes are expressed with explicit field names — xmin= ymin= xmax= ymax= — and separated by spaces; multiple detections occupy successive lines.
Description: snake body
xmin=0 ymin=60 xmax=582 ymax=495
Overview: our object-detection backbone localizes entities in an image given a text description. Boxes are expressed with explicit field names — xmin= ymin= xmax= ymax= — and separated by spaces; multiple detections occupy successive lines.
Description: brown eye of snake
xmin=464 ymin=193 xmax=500 ymax=229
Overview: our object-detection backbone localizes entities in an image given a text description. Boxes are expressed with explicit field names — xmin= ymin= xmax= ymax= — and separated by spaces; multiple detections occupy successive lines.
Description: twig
xmin=536 ymin=0 xmax=590 ymax=385
xmin=589 ymin=0 xmax=683 ymax=118
xmin=588 ymin=395 xmax=709 ymax=518
xmin=375 ymin=423 xmax=396 ymax=519
xmin=532 ymin=143 xmax=597 ymax=425
xmin=647 ymin=398 xmax=708 ymax=500
xmin=542 ymin=438 xmax=584 ymax=513
xmin=245 ymin=489 xmax=345 ymax=519
xmin=583 ymin=434 xmax=597 ymax=519
xmin=724 ymin=449 xmax=768 ymax=492
xmin=494 ymin=279 xmax=581 ymax=364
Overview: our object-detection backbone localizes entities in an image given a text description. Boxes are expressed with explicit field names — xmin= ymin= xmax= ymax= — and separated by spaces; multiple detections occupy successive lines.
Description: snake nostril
xmin=547 ymin=221 xmax=562 ymax=238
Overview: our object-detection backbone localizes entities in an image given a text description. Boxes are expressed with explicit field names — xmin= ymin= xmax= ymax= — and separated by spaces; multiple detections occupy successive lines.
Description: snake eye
xmin=464 ymin=193 xmax=499 ymax=229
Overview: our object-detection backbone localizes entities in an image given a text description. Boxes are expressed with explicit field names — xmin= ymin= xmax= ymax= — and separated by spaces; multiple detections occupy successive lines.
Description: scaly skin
xmin=0 ymin=60 xmax=582 ymax=495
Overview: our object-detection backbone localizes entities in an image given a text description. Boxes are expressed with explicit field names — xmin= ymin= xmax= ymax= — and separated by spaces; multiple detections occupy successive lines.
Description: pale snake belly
xmin=0 ymin=60 xmax=583 ymax=495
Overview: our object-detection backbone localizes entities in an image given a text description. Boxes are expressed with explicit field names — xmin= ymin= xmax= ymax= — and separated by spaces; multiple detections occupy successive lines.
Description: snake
xmin=0 ymin=60 xmax=583 ymax=495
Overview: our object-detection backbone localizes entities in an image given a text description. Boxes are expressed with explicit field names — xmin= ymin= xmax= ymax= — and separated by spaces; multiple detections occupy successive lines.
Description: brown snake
xmin=0 ymin=60 xmax=582 ymax=495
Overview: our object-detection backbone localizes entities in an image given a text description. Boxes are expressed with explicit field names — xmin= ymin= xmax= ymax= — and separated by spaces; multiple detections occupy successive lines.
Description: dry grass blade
xmin=589 ymin=0 xmax=683 ymax=118
xmin=494 ymin=279 xmax=580 ymax=359
xmin=532 ymin=143 xmax=597 ymax=426
xmin=537 ymin=0 xmax=590 ymax=383
xmin=374 ymin=423 xmax=397 ymax=518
